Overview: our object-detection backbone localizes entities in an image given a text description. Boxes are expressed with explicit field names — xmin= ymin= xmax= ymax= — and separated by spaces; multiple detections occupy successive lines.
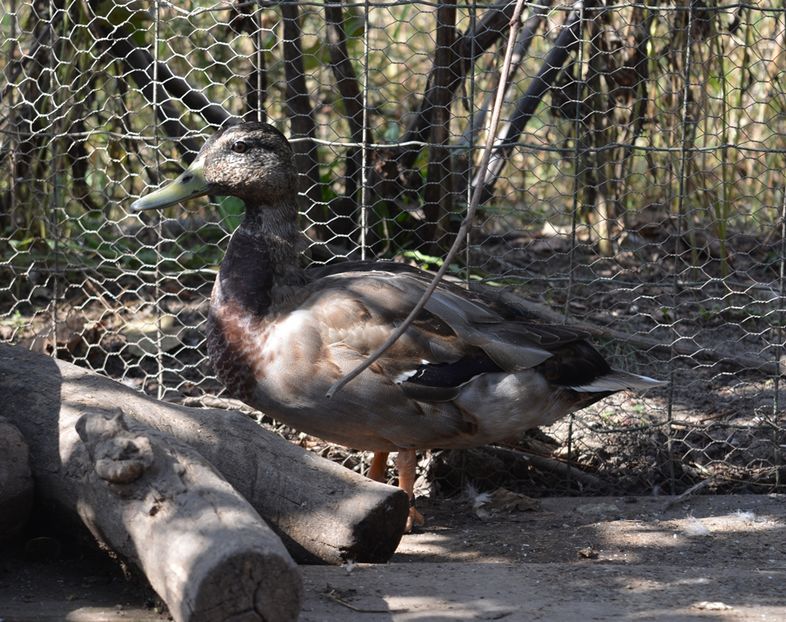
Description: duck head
xmin=131 ymin=122 xmax=297 ymax=212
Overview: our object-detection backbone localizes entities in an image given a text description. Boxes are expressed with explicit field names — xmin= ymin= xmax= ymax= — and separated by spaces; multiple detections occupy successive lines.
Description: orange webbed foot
xmin=406 ymin=504 xmax=425 ymax=533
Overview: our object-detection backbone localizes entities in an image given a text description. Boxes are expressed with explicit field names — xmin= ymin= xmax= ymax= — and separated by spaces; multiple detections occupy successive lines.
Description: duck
xmin=131 ymin=121 xmax=664 ymax=532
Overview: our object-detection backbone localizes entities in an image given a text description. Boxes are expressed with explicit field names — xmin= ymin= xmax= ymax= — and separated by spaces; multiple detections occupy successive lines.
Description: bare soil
xmin=2 ymin=494 xmax=784 ymax=621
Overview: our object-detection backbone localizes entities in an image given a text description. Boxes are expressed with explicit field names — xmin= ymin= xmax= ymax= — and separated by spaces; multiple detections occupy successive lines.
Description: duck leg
xmin=367 ymin=451 xmax=389 ymax=482
xmin=396 ymin=449 xmax=425 ymax=532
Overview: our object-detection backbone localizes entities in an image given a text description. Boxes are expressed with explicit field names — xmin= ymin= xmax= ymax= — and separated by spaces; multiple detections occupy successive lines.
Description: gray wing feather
xmin=321 ymin=270 xmax=557 ymax=372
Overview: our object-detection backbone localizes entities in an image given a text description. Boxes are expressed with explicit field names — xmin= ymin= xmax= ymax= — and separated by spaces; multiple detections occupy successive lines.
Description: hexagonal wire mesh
xmin=1 ymin=1 xmax=784 ymax=500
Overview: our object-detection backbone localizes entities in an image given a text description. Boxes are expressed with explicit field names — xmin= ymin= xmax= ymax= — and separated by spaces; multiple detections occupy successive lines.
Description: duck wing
xmin=301 ymin=265 xmax=614 ymax=402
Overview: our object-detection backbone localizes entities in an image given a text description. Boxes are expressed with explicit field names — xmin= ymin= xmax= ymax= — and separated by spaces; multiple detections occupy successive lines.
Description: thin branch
xmin=117 ymin=48 xmax=203 ymax=160
xmin=661 ymin=477 xmax=713 ymax=511
xmin=490 ymin=445 xmax=607 ymax=490
xmin=473 ymin=285 xmax=778 ymax=375
xmin=459 ymin=0 xmax=554 ymax=150
xmin=149 ymin=57 xmax=231 ymax=129
xmin=473 ymin=0 xmax=585 ymax=204
xmin=0 ymin=18 xmax=58 ymax=107
xmin=397 ymin=0 xmax=521 ymax=172
xmin=327 ymin=0 xmax=529 ymax=398
xmin=98 ymin=23 xmax=230 ymax=127
xmin=94 ymin=22 xmax=230 ymax=159
xmin=323 ymin=589 xmax=410 ymax=614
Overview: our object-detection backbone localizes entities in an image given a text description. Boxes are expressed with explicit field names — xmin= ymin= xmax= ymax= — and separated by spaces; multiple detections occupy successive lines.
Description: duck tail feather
xmin=569 ymin=370 xmax=666 ymax=393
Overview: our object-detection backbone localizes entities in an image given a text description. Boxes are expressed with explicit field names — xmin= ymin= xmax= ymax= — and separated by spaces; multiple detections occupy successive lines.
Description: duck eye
xmin=231 ymin=140 xmax=248 ymax=154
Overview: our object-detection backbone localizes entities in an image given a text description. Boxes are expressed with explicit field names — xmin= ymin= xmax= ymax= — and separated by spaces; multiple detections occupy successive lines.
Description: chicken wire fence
xmin=1 ymin=0 xmax=785 ymax=499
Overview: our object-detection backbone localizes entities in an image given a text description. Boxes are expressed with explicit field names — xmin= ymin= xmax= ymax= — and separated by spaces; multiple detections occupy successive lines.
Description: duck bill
xmin=130 ymin=161 xmax=212 ymax=212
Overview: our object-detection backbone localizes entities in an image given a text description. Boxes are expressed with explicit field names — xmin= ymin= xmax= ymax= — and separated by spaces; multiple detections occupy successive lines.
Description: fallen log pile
xmin=0 ymin=343 xmax=410 ymax=622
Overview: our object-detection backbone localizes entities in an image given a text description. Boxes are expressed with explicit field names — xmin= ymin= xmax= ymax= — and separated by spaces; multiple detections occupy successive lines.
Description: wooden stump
xmin=0 ymin=345 xmax=303 ymax=621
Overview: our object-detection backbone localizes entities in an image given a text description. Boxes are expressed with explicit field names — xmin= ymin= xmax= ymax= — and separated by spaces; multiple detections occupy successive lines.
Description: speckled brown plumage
xmin=133 ymin=121 xmax=665 ymax=531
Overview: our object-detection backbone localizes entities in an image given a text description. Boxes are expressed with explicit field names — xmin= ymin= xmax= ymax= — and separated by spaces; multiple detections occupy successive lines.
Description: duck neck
xmin=214 ymin=199 xmax=301 ymax=315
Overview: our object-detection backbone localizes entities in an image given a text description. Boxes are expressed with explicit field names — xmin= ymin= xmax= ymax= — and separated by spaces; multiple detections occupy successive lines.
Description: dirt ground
xmin=1 ymin=494 xmax=784 ymax=621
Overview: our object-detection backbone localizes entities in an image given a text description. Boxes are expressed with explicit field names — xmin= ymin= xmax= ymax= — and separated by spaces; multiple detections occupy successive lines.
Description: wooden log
xmin=0 ymin=344 xmax=409 ymax=564
xmin=0 ymin=417 xmax=33 ymax=543
xmin=0 ymin=355 xmax=303 ymax=621
xmin=73 ymin=409 xmax=302 ymax=622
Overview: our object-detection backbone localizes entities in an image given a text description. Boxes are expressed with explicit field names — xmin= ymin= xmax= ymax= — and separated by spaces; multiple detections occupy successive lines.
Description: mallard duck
xmin=132 ymin=121 xmax=663 ymax=531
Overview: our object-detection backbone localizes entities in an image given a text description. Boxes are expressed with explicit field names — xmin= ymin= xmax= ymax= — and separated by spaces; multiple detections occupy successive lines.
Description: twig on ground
xmin=323 ymin=588 xmax=409 ymax=614
xmin=490 ymin=444 xmax=607 ymax=490
xmin=661 ymin=478 xmax=714 ymax=511
xmin=181 ymin=395 xmax=260 ymax=416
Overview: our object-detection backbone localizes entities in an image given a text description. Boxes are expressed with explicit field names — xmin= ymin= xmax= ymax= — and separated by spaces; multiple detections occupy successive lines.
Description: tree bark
xmin=421 ymin=0 xmax=458 ymax=252
xmin=399 ymin=0 xmax=520 ymax=170
xmin=0 ymin=344 xmax=409 ymax=564
xmin=0 ymin=417 xmax=33 ymax=543
xmin=324 ymin=0 xmax=369 ymax=238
